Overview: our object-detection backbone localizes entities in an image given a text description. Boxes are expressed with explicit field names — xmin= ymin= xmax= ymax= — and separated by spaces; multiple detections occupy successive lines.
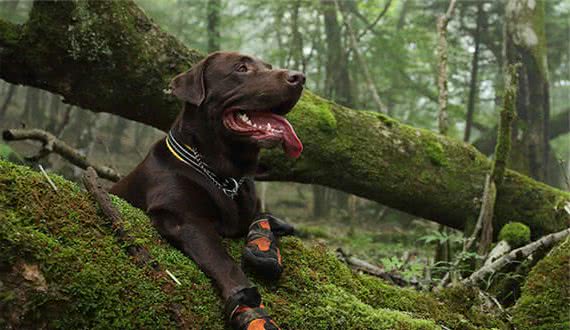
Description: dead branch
xmin=82 ymin=167 xmax=158 ymax=271
xmin=464 ymin=227 xmax=570 ymax=286
xmin=336 ymin=248 xmax=419 ymax=288
xmin=3 ymin=128 xmax=121 ymax=182
xmin=483 ymin=240 xmax=511 ymax=267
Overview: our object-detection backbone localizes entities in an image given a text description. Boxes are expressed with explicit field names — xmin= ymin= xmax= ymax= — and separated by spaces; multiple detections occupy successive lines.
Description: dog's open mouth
xmin=223 ymin=109 xmax=303 ymax=158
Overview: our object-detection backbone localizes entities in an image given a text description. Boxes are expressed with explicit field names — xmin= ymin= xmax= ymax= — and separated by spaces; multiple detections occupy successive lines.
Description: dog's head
xmin=170 ymin=51 xmax=305 ymax=159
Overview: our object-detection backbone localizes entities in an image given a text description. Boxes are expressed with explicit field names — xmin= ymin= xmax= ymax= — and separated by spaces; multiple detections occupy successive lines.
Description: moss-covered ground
xmin=511 ymin=236 xmax=570 ymax=330
xmin=0 ymin=160 xmax=511 ymax=329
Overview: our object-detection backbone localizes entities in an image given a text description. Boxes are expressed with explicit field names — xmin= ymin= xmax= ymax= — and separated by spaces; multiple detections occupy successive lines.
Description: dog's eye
xmin=236 ymin=64 xmax=248 ymax=73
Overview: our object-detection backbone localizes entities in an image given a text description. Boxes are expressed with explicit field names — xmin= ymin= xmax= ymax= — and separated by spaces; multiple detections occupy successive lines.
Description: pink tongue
xmin=252 ymin=113 xmax=303 ymax=158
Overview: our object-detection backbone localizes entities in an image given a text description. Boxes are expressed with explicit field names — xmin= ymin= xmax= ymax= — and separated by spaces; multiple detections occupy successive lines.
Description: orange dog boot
xmin=242 ymin=216 xmax=283 ymax=279
xmin=226 ymin=288 xmax=280 ymax=330
xmin=258 ymin=212 xmax=295 ymax=237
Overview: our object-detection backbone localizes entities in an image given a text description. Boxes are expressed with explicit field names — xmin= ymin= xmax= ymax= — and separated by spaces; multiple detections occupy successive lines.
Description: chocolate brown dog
xmin=110 ymin=51 xmax=305 ymax=330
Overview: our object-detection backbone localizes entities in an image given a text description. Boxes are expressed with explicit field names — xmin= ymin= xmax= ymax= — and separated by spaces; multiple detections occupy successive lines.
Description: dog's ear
xmin=170 ymin=58 xmax=208 ymax=106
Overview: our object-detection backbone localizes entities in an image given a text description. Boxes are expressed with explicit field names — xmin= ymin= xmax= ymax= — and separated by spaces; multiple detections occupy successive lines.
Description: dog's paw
xmin=226 ymin=288 xmax=281 ymax=330
xmin=242 ymin=218 xmax=283 ymax=279
xmin=236 ymin=312 xmax=280 ymax=330
xmin=259 ymin=213 xmax=295 ymax=237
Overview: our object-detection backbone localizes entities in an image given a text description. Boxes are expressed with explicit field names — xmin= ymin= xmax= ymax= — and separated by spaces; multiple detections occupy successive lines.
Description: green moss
xmin=425 ymin=140 xmax=448 ymax=167
xmin=0 ymin=160 xmax=510 ymax=329
xmin=67 ymin=1 xmax=113 ymax=61
xmin=289 ymin=92 xmax=337 ymax=132
xmin=369 ymin=111 xmax=399 ymax=128
xmin=498 ymin=222 xmax=531 ymax=248
xmin=511 ymin=236 xmax=570 ymax=330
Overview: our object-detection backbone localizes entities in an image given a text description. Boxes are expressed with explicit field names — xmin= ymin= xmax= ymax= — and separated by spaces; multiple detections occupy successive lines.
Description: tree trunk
xmin=206 ymin=0 xmax=221 ymax=53
xmin=0 ymin=83 xmax=16 ymax=120
xmin=312 ymin=185 xmax=330 ymax=218
xmin=473 ymin=109 xmax=570 ymax=155
xmin=505 ymin=0 xmax=550 ymax=182
xmin=321 ymin=0 xmax=352 ymax=108
xmin=0 ymin=0 xmax=568 ymax=237
xmin=463 ymin=1 xmax=484 ymax=143
xmin=289 ymin=0 xmax=305 ymax=72
xmin=45 ymin=93 xmax=61 ymax=132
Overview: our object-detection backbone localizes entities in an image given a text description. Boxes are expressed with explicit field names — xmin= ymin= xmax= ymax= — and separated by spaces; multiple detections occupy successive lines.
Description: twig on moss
xmin=464 ymin=227 xmax=570 ymax=286
xmin=3 ymin=128 xmax=121 ymax=182
xmin=165 ymin=269 xmax=181 ymax=286
xmin=82 ymin=167 xmax=159 ymax=271
xmin=38 ymin=164 xmax=58 ymax=192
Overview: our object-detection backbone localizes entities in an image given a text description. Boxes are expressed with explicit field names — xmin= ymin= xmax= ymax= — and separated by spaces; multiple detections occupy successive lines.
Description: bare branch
xmin=355 ymin=0 xmax=393 ymax=42
xmin=3 ymin=128 xmax=121 ymax=182
xmin=464 ymin=227 xmax=570 ymax=286
xmin=336 ymin=0 xmax=388 ymax=113
xmin=82 ymin=167 xmax=159 ymax=270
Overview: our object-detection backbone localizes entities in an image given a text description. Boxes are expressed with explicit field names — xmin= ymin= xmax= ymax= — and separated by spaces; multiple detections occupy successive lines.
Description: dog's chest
xmin=215 ymin=180 xmax=257 ymax=237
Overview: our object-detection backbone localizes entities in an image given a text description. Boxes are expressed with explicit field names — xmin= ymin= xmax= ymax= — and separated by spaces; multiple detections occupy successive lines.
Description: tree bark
xmin=505 ymin=0 xmax=550 ymax=182
xmin=0 ymin=0 xmax=568 ymax=237
xmin=463 ymin=1 xmax=484 ymax=143
xmin=473 ymin=109 xmax=570 ymax=155
xmin=0 ymin=83 xmax=16 ymax=120
xmin=206 ymin=0 xmax=221 ymax=52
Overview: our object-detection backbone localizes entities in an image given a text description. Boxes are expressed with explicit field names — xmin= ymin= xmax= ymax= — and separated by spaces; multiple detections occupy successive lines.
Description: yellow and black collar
xmin=166 ymin=131 xmax=247 ymax=199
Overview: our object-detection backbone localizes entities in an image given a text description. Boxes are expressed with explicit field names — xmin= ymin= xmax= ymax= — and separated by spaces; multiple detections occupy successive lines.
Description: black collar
xmin=165 ymin=131 xmax=248 ymax=199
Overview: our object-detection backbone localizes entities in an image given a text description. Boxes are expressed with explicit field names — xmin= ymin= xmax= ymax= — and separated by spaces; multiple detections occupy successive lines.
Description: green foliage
xmin=419 ymin=229 xmax=463 ymax=246
xmin=498 ymin=222 xmax=531 ymax=248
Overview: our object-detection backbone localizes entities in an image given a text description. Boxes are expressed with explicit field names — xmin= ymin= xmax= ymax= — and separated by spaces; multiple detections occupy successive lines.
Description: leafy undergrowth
xmin=0 ymin=160 xmax=507 ymax=329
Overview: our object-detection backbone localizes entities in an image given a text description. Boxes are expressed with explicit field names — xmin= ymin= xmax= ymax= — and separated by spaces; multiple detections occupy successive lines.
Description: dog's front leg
xmin=149 ymin=210 xmax=280 ymax=330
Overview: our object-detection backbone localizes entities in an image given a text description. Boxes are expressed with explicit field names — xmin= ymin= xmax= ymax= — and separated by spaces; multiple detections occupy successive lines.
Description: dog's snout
xmin=286 ymin=71 xmax=306 ymax=86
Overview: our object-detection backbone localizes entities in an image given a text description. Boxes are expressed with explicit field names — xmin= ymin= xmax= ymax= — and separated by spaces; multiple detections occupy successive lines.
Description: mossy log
xmin=0 ymin=160 xmax=508 ymax=329
xmin=511 ymin=235 xmax=570 ymax=330
xmin=0 ymin=1 xmax=569 ymax=237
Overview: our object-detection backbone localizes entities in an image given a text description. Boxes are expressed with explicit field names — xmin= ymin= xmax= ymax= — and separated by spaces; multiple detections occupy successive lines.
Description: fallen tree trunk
xmin=0 ymin=160 xmax=508 ymax=329
xmin=0 ymin=0 xmax=569 ymax=236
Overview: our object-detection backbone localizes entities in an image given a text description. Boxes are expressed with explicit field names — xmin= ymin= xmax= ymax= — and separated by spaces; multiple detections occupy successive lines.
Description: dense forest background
xmin=0 ymin=1 xmax=569 ymax=324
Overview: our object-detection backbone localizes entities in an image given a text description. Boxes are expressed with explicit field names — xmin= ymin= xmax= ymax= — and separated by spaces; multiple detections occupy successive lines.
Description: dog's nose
xmin=286 ymin=71 xmax=306 ymax=86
